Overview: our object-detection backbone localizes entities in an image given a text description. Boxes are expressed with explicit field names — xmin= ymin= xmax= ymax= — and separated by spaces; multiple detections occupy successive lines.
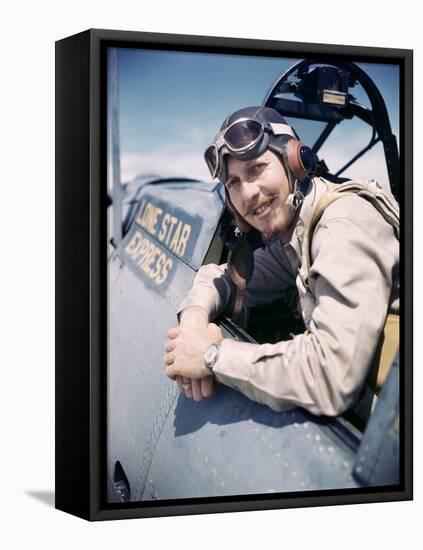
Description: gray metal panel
xmin=107 ymin=249 xmax=198 ymax=502
xmin=147 ymin=183 xmax=223 ymax=269
xmin=142 ymin=385 xmax=360 ymax=500
xmin=352 ymin=354 xmax=400 ymax=486
xmin=107 ymin=181 xmax=225 ymax=502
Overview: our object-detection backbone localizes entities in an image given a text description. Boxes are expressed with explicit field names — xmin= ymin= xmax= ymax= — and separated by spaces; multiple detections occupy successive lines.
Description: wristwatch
xmin=204 ymin=342 xmax=221 ymax=373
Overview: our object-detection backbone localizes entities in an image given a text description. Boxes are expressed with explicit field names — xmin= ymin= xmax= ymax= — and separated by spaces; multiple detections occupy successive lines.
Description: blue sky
xmin=108 ymin=47 xmax=399 ymax=190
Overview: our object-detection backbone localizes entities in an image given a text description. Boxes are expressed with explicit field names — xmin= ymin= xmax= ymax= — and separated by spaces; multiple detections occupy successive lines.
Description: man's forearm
xmin=179 ymin=306 xmax=209 ymax=328
xmin=177 ymin=263 xmax=234 ymax=322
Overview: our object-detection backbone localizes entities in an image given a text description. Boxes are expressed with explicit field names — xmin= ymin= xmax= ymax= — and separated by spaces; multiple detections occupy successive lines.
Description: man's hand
xmin=175 ymin=375 xmax=216 ymax=401
xmin=164 ymin=322 xmax=223 ymax=401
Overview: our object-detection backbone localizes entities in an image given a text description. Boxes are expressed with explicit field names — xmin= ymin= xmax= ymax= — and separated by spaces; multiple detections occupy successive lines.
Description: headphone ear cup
xmin=287 ymin=140 xmax=315 ymax=181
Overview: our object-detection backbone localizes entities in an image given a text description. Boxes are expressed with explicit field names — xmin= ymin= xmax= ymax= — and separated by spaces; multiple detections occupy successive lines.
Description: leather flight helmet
xmin=204 ymin=106 xmax=316 ymax=233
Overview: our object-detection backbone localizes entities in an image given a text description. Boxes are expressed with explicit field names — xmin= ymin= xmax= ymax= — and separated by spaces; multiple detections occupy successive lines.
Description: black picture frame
xmin=55 ymin=28 xmax=413 ymax=521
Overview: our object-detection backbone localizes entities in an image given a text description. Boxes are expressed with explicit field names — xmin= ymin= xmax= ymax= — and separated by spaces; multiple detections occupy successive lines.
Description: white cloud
xmin=120 ymin=149 xmax=211 ymax=183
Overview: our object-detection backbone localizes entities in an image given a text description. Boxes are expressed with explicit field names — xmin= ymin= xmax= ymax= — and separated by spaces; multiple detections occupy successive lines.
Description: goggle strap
xmin=268 ymin=123 xmax=296 ymax=138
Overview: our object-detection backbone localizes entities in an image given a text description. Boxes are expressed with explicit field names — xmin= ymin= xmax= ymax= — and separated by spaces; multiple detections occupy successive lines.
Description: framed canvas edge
xmin=55 ymin=28 xmax=413 ymax=522
xmin=55 ymin=29 xmax=92 ymax=521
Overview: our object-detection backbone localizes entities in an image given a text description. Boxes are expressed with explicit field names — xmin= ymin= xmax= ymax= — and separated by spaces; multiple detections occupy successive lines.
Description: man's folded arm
xmin=177 ymin=242 xmax=296 ymax=321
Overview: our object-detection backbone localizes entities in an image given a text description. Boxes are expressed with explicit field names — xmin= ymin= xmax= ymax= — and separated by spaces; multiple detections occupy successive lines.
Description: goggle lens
xmin=205 ymin=118 xmax=269 ymax=179
xmin=224 ymin=119 xmax=263 ymax=151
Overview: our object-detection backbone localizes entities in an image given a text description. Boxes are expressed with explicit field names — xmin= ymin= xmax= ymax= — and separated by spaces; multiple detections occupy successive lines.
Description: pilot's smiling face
xmin=225 ymin=149 xmax=295 ymax=244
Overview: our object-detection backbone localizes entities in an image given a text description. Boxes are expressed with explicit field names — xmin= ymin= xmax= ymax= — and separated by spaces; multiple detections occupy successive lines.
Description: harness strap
xmin=301 ymin=179 xmax=399 ymax=293
xmin=226 ymin=235 xmax=255 ymax=322
xmin=368 ymin=312 xmax=399 ymax=392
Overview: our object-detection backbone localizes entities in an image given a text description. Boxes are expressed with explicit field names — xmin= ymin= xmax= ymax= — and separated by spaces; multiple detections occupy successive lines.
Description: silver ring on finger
xmin=182 ymin=383 xmax=192 ymax=391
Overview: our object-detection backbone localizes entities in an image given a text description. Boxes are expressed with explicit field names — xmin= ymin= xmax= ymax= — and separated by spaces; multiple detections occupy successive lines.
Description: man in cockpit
xmin=163 ymin=106 xmax=399 ymax=416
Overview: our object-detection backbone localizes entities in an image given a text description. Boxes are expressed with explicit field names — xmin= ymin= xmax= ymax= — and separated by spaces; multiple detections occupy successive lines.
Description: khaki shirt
xmin=178 ymin=177 xmax=399 ymax=416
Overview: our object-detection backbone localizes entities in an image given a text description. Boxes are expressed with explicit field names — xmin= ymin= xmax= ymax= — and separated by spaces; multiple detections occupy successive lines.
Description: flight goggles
xmin=204 ymin=117 xmax=296 ymax=180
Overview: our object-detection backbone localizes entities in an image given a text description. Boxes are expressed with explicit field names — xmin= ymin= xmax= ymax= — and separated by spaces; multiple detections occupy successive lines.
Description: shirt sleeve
xmin=213 ymin=197 xmax=399 ymax=416
xmin=177 ymin=241 xmax=296 ymax=320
